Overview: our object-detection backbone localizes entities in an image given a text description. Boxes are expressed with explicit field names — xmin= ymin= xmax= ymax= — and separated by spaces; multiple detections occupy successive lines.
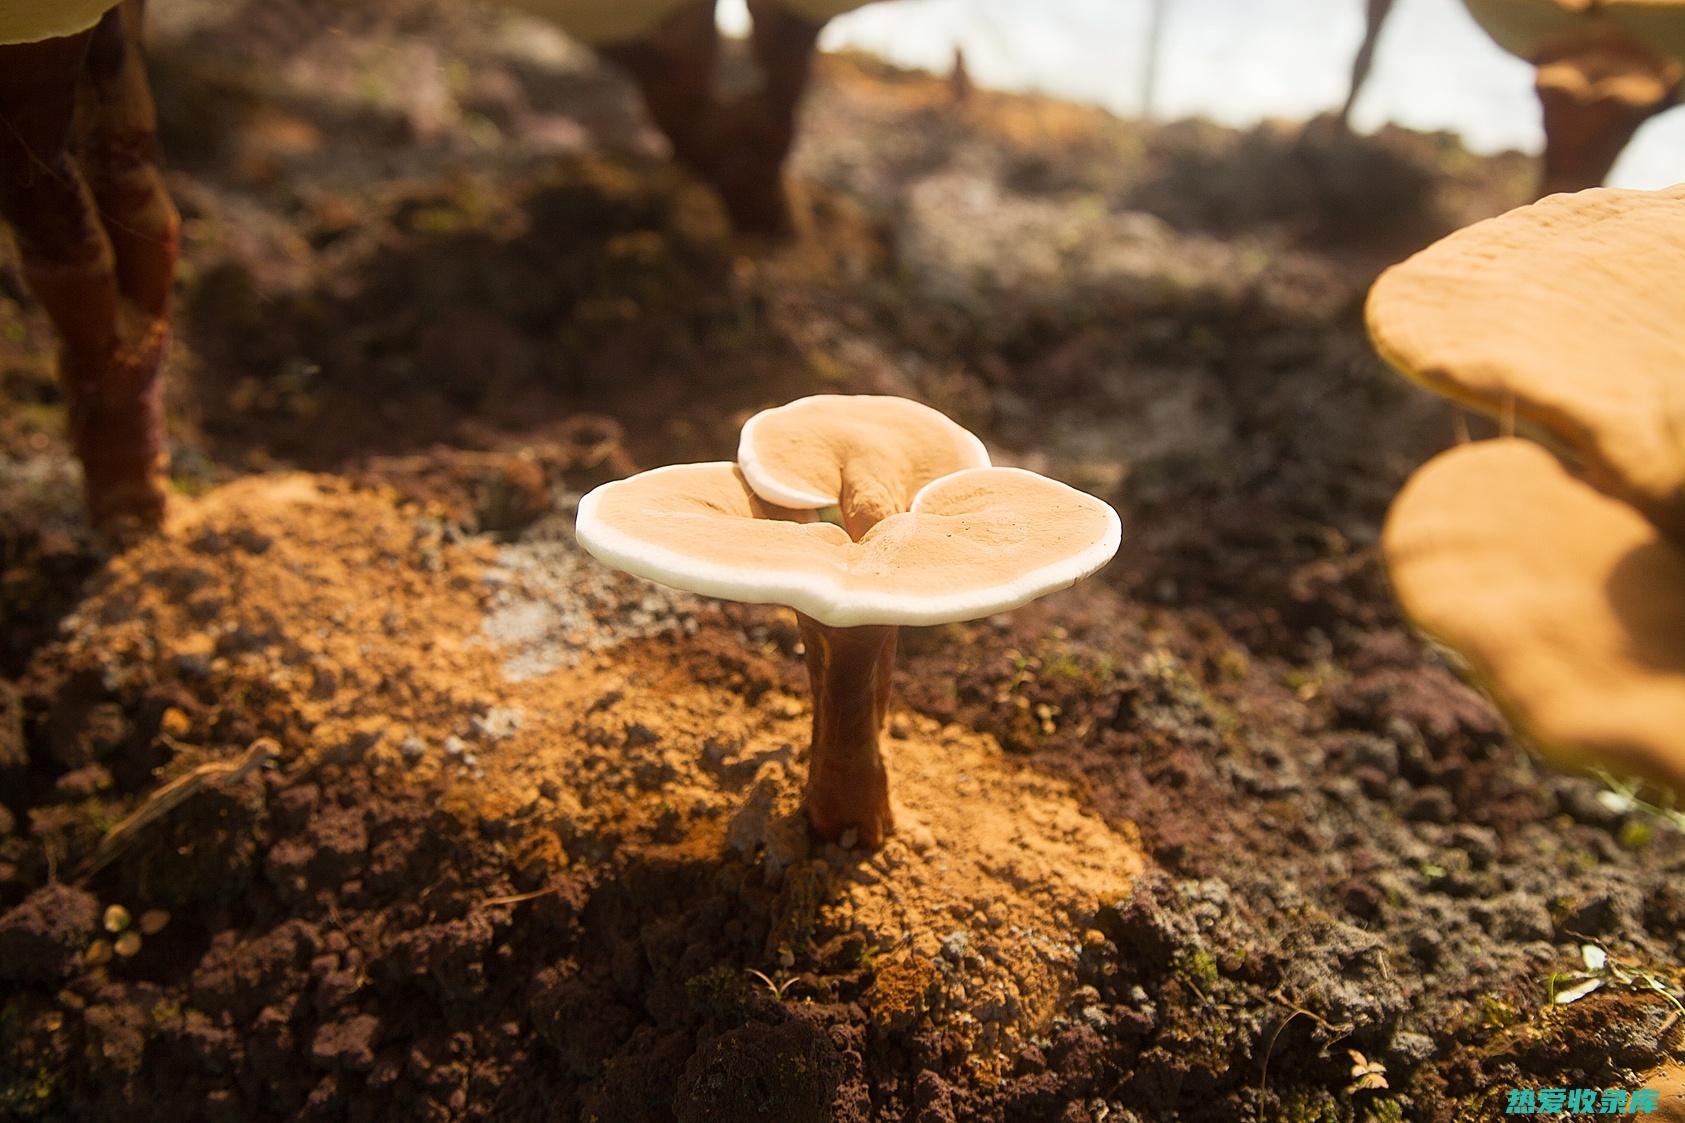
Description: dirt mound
xmin=0 ymin=474 xmax=1152 ymax=1119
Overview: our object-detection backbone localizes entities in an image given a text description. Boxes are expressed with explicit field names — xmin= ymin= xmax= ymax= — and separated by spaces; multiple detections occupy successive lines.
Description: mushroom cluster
xmin=1342 ymin=0 xmax=1685 ymax=194
xmin=574 ymin=396 xmax=1122 ymax=847
xmin=1368 ymin=184 xmax=1685 ymax=796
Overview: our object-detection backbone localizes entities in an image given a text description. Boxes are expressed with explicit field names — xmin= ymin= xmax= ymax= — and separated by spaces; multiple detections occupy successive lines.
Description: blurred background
xmin=737 ymin=0 xmax=1683 ymax=188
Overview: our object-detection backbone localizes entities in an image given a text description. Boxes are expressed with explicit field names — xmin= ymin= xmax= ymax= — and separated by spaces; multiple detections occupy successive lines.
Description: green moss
xmin=1040 ymin=653 xmax=1092 ymax=683
xmin=684 ymin=966 xmax=748 ymax=1024
xmin=1273 ymin=1087 xmax=1341 ymax=1123
xmin=1173 ymin=947 xmax=1221 ymax=992
xmin=1480 ymin=994 xmax=1517 ymax=1030
xmin=0 ymin=1065 xmax=61 ymax=1119
xmin=1618 ymin=820 xmax=1653 ymax=850
xmin=77 ymin=798 xmax=122 ymax=835
xmin=1361 ymin=1097 xmax=1406 ymax=1123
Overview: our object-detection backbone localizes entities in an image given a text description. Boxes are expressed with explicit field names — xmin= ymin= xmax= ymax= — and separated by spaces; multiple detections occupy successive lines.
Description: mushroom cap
xmin=496 ymin=0 xmax=701 ymax=45
xmin=0 ymin=0 xmax=118 ymax=44
xmin=1463 ymin=0 xmax=1598 ymax=61
xmin=1384 ymin=438 xmax=1685 ymax=794
xmin=1606 ymin=0 xmax=1685 ymax=60
xmin=737 ymin=395 xmax=991 ymax=537
xmin=767 ymin=0 xmax=881 ymax=22
xmin=1462 ymin=0 xmax=1685 ymax=63
xmin=1366 ymin=184 xmax=1685 ymax=541
xmin=574 ymin=462 xmax=1121 ymax=628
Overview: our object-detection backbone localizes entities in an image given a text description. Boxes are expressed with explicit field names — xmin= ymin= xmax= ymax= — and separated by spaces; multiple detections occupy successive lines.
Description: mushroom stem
xmin=796 ymin=612 xmax=897 ymax=848
xmin=0 ymin=8 xmax=178 ymax=536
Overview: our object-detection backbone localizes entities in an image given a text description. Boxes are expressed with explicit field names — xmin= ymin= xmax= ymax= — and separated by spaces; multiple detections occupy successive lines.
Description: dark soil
xmin=2 ymin=2 xmax=1682 ymax=1121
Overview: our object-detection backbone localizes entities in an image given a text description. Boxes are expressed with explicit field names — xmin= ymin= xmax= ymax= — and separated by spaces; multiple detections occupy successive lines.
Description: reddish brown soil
xmin=2 ymin=2 xmax=1684 ymax=1121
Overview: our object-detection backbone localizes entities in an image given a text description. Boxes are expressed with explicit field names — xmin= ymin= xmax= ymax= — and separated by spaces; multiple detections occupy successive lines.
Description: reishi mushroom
xmin=1460 ymin=0 xmax=1685 ymax=194
xmin=575 ymin=396 xmax=1121 ymax=847
xmin=1367 ymin=183 xmax=1685 ymax=542
xmin=1369 ymin=185 xmax=1685 ymax=796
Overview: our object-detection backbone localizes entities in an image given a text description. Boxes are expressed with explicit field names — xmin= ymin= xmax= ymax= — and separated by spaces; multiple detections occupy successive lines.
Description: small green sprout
xmin=744 ymin=968 xmax=798 ymax=1002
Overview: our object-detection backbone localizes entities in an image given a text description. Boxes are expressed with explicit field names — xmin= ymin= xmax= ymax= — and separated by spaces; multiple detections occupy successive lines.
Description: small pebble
xmin=103 ymin=905 xmax=131 ymax=934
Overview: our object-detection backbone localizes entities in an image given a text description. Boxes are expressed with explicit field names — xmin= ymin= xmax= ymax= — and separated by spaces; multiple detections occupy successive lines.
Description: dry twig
xmin=77 ymin=738 xmax=275 ymax=881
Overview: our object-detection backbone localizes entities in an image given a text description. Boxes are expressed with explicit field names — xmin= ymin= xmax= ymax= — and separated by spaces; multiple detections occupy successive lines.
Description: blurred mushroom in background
xmin=1340 ymin=0 xmax=1683 ymax=193
xmin=1462 ymin=0 xmax=1683 ymax=193
xmin=0 ymin=0 xmax=180 ymax=536
xmin=500 ymin=0 xmax=886 ymax=233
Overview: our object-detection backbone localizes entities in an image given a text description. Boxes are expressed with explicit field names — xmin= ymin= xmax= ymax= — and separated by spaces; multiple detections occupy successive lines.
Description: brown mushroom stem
xmin=598 ymin=1 xmax=719 ymax=190
xmin=0 ymin=4 xmax=178 ymax=536
xmin=797 ymin=612 xmax=897 ymax=848
xmin=601 ymin=0 xmax=824 ymax=235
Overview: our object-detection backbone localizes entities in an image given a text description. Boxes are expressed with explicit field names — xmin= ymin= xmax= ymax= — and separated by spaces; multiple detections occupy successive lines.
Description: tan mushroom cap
xmin=1464 ymin=0 xmax=1598 ymax=61
xmin=1464 ymin=0 xmax=1685 ymax=63
xmin=1384 ymin=438 xmax=1685 ymax=794
xmin=0 ymin=0 xmax=118 ymax=44
xmin=772 ymin=0 xmax=881 ymax=21
xmin=737 ymin=396 xmax=991 ymax=539
xmin=574 ymin=462 xmax=1121 ymax=628
xmin=496 ymin=0 xmax=701 ymax=45
xmin=1366 ymin=184 xmax=1685 ymax=541
xmin=1609 ymin=0 xmax=1685 ymax=60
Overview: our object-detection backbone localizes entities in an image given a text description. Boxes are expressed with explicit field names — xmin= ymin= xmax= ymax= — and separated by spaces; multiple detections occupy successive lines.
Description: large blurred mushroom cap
xmin=1605 ymin=0 xmax=1685 ymax=60
xmin=0 ymin=0 xmax=120 ymax=44
xmin=1366 ymin=184 xmax=1685 ymax=541
xmin=496 ymin=0 xmax=702 ymax=45
xmin=1383 ymin=438 xmax=1685 ymax=793
xmin=767 ymin=0 xmax=883 ymax=21
xmin=1463 ymin=0 xmax=1600 ymax=61
xmin=1463 ymin=0 xmax=1685 ymax=62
